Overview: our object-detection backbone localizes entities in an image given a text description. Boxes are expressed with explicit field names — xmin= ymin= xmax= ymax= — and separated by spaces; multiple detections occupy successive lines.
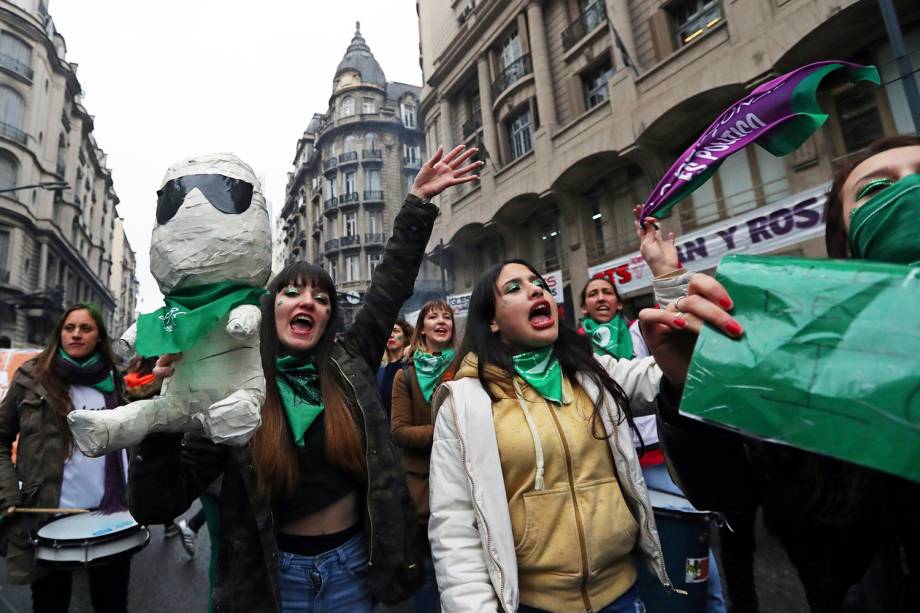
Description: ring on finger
xmin=674 ymin=296 xmax=688 ymax=312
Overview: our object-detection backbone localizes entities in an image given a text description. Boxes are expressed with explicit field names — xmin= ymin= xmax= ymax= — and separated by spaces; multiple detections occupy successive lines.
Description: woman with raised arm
xmin=427 ymin=256 xmax=741 ymax=613
xmin=128 ymin=145 xmax=482 ymax=613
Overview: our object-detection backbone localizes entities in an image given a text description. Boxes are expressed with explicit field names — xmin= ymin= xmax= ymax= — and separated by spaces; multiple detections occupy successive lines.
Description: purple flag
xmin=640 ymin=61 xmax=880 ymax=220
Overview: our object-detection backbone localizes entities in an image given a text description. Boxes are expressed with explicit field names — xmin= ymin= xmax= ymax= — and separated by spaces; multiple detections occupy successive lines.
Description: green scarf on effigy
xmin=413 ymin=349 xmax=456 ymax=402
xmin=135 ymin=282 xmax=268 ymax=357
xmin=582 ymin=316 xmax=634 ymax=359
xmin=512 ymin=346 xmax=563 ymax=404
xmin=276 ymin=354 xmax=324 ymax=448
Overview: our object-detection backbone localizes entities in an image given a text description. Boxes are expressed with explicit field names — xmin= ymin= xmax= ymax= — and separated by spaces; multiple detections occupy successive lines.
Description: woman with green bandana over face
xmin=426 ymin=258 xmax=742 ymax=613
xmin=0 ymin=303 xmax=133 ymax=612
xmin=390 ymin=300 xmax=457 ymax=613
xmin=127 ymin=145 xmax=483 ymax=613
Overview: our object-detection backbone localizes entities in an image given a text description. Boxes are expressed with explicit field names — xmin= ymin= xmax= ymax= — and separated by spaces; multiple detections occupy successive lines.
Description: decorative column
xmin=476 ymin=55 xmax=501 ymax=165
xmin=439 ymin=97 xmax=453 ymax=150
xmin=526 ymin=1 xmax=558 ymax=130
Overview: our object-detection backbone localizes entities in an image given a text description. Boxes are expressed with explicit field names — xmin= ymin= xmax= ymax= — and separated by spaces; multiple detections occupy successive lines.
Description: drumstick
xmin=11 ymin=507 xmax=90 ymax=514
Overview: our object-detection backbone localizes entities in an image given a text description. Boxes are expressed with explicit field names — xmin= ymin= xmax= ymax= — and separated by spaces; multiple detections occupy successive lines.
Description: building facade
xmin=278 ymin=23 xmax=433 ymax=325
xmin=417 ymin=0 xmax=919 ymax=319
xmin=108 ymin=218 xmax=137 ymax=338
xmin=0 ymin=0 xmax=134 ymax=347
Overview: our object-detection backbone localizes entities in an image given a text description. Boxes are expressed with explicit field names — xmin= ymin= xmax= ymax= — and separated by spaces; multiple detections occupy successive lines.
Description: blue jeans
xmin=518 ymin=584 xmax=645 ymax=613
xmin=643 ymin=463 xmax=727 ymax=613
xmin=278 ymin=532 xmax=373 ymax=613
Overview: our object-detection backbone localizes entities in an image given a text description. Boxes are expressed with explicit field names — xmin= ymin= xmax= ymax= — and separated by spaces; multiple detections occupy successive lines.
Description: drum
xmin=34 ymin=511 xmax=149 ymax=567
xmin=636 ymin=489 xmax=713 ymax=613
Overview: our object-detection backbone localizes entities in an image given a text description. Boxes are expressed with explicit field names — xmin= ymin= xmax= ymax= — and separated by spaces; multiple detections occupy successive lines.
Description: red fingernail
xmin=719 ymin=297 xmax=733 ymax=309
xmin=726 ymin=321 xmax=742 ymax=335
xmin=674 ymin=317 xmax=687 ymax=328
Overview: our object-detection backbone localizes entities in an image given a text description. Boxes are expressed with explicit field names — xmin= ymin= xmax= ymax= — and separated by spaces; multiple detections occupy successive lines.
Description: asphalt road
xmin=0 ymin=505 xmax=809 ymax=613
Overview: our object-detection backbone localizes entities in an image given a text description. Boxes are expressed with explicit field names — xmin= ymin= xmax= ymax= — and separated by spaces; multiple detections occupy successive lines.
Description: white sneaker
xmin=177 ymin=520 xmax=197 ymax=557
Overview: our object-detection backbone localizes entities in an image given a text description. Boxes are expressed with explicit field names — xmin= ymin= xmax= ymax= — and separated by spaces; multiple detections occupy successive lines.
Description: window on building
xmin=345 ymin=254 xmax=359 ymax=282
xmin=403 ymin=144 xmax=421 ymax=164
xmin=341 ymin=96 xmax=355 ymax=117
xmin=365 ymin=132 xmax=378 ymax=149
xmin=368 ymin=252 xmax=381 ymax=276
xmin=401 ymin=99 xmax=417 ymax=128
xmin=500 ymin=29 xmax=524 ymax=71
xmin=344 ymin=135 xmax=357 ymax=152
xmin=328 ymin=258 xmax=337 ymax=282
xmin=670 ymin=0 xmax=722 ymax=47
xmin=366 ymin=210 xmax=383 ymax=234
xmin=0 ymin=33 xmax=32 ymax=78
xmin=538 ymin=220 xmax=561 ymax=270
xmin=0 ymin=85 xmax=25 ymax=131
xmin=324 ymin=177 xmax=336 ymax=199
xmin=583 ymin=61 xmax=613 ymax=110
xmin=344 ymin=171 xmax=357 ymax=194
xmin=344 ymin=211 xmax=357 ymax=237
xmin=0 ymin=227 xmax=10 ymax=277
xmin=508 ymin=108 xmax=533 ymax=160
xmin=580 ymin=0 xmax=604 ymax=30
xmin=362 ymin=98 xmax=375 ymax=114
xmin=0 ymin=150 xmax=17 ymax=190
xmin=591 ymin=201 xmax=605 ymax=250
xmin=365 ymin=168 xmax=381 ymax=191
xmin=835 ymin=86 xmax=885 ymax=153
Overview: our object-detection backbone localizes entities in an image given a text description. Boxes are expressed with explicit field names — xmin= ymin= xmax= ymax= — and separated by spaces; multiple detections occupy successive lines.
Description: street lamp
xmin=0 ymin=181 xmax=69 ymax=195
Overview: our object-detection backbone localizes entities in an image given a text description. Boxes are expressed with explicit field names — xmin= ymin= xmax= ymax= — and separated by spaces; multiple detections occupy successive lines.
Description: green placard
xmin=680 ymin=254 xmax=920 ymax=483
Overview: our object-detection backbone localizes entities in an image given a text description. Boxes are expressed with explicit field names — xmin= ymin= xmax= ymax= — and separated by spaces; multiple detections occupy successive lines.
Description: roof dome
xmin=335 ymin=22 xmax=386 ymax=86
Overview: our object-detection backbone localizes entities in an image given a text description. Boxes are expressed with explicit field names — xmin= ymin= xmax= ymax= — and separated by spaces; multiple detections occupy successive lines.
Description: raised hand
xmin=634 ymin=204 xmax=679 ymax=277
xmin=411 ymin=145 xmax=483 ymax=200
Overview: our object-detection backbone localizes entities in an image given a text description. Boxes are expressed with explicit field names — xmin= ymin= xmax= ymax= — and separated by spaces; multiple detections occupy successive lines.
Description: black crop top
xmin=272 ymin=412 xmax=359 ymax=525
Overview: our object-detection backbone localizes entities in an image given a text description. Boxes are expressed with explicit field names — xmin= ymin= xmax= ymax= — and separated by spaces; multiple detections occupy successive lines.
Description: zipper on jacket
xmin=447 ymin=389 xmax=510 ymax=613
xmin=545 ymin=401 xmax=594 ymax=612
xmin=330 ymin=356 xmax=376 ymax=566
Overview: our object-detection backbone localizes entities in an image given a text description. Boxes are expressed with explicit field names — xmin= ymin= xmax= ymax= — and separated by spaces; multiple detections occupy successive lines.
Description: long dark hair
xmin=579 ymin=275 xmax=622 ymax=311
xmin=825 ymin=134 xmax=920 ymax=258
xmin=33 ymin=302 xmax=116 ymax=444
xmin=457 ymin=259 xmax=638 ymax=440
xmin=251 ymin=261 xmax=366 ymax=500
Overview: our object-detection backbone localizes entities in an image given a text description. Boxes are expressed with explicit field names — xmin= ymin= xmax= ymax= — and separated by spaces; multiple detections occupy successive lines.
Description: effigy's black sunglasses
xmin=156 ymin=174 xmax=255 ymax=224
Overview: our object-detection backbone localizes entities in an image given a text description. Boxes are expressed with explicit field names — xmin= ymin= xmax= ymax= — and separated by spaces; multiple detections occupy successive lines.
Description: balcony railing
xmin=462 ymin=114 xmax=482 ymax=139
xmin=340 ymin=234 xmax=361 ymax=247
xmin=363 ymin=190 xmax=384 ymax=202
xmin=362 ymin=149 xmax=383 ymax=160
xmin=324 ymin=238 xmax=340 ymax=252
xmin=403 ymin=157 xmax=422 ymax=170
xmin=323 ymin=197 xmax=338 ymax=211
xmin=0 ymin=121 xmax=27 ymax=145
xmin=0 ymin=53 xmax=33 ymax=81
xmin=364 ymin=233 xmax=386 ymax=246
xmin=338 ymin=151 xmax=359 ymax=164
xmin=561 ymin=2 xmax=607 ymax=51
xmin=492 ymin=54 xmax=532 ymax=99
xmin=322 ymin=158 xmax=338 ymax=171
xmin=340 ymin=192 xmax=359 ymax=205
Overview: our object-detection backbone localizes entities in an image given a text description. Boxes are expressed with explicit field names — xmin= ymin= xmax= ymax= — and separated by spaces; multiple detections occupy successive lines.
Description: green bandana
xmin=849 ymin=174 xmax=920 ymax=266
xmin=136 ymin=282 xmax=268 ymax=357
xmin=512 ymin=346 xmax=563 ymax=404
xmin=57 ymin=348 xmax=114 ymax=393
xmin=276 ymin=354 xmax=324 ymax=448
xmin=582 ymin=316 xmax=634 ymax=359
xmin=413 ymin=349 xmax=456 ymax=402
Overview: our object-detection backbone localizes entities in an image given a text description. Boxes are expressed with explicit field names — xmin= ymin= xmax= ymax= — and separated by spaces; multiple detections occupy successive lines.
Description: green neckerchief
xmin=582 ymin=315 xmax=634 ymax=359
xmin=57 ymin=348 xmax=114 ymax=393
xmin=413 ymin=348 xmax=456 ymax=402
xmin=135 ymin=282 xmax=268 ymax=357
xmin=849 ymin=174 xmax=920 ymax=266
xmin=512 ymin=346 xmax=563 ymax=404
xmin=276 ymin=353 xmax=324 ymax=448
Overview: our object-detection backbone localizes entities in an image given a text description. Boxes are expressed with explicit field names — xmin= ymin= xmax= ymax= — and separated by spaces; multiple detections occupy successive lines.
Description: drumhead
xmin=36 ymin=511 xmax=139 ymax=543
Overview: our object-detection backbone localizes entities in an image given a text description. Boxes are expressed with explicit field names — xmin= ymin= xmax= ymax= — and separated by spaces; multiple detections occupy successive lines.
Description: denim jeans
xmin=642 ymin=463 xmax=727 ymax=613
xmin=278 ymin=532 xmax=373 ymax=613
xmin=518 ymin=584 xmax=645 ymax=613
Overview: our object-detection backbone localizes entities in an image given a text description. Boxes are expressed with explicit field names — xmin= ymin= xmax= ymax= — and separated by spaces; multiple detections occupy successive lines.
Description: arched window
xmin=0 ymin=85 xmax=25 ymax=138
xmin=341 ymin=96 xmax=355 ymax=117
xmin=343 ymin=135 xmax=357 ymax=152
xmin=0 ymin=33 xmax=32 ymax=80
xmin=364 ymin=132 xmax=378 ymax=149
xmin=0 ymin=149 xmax=17 ymax=189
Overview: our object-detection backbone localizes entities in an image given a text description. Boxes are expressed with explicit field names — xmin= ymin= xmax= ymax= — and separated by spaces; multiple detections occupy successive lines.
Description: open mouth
xmin=595 ymin=303 xmax=610 ymax=312
xmin=528 ymin=300 xmax=554 ymax=330
xmin=290 ymin=313 xmax=315 ymax=336
xmin=433 ymin=326 xmax=449 ymax=336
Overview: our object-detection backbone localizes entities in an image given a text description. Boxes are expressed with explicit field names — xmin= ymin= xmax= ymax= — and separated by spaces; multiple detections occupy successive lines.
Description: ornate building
xmin=278 ymin=23 xmax=431 ymax=325
xmin=0 ymin=0 xmax=135 ymax=346
xmin=418 ymin=0 xmax=919 ymax=319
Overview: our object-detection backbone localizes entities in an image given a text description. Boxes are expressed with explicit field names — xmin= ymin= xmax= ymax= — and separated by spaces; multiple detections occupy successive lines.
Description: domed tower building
xmin=279 ymin=23 xmax=427 ymax=326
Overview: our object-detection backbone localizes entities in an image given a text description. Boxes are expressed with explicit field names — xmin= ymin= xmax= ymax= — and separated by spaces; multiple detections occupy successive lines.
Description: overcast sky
xmin=50 ymin=0 xmax=422 ymax=315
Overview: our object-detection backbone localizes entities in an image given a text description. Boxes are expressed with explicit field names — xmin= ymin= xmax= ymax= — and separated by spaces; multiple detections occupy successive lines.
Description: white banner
xmin=447 ymin=291 xmax=472 ymax=317
xmin=588 ymin=183 xmax=830 ymax=294
xmin=543 ymin=269 xmax=564 ymax=304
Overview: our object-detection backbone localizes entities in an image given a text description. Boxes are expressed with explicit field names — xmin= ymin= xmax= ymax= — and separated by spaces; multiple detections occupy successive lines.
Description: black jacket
xmin=128 ymin=195 xmax=437 ymax=612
